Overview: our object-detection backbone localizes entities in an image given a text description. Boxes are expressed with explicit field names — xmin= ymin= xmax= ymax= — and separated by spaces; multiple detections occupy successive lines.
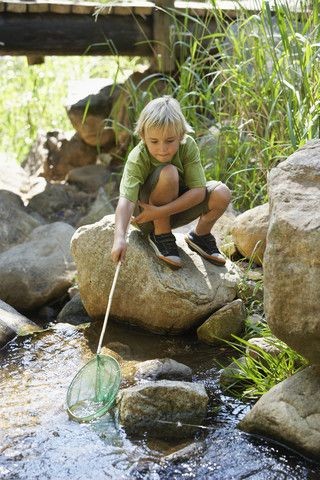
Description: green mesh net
xmin=66 ymin=354 xmax=121 ymax=422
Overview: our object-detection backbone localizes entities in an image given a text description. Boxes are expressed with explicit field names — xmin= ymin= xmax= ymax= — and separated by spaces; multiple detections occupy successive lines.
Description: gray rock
xmin=0 ymin=222 xmax=76 ymax=311
xmin=239 ymin=365 xmax=320 ymax=459
xmin=232 ymin=203 xmax=269 ymax=266
xmin=0 ymin=190 xmax=42 ymax=253
xmin=164 ymin=441 xmax=205 ymax=463
xmin=71 ymin=215 xmax=240 ymax=334
xmin=246 ymin=337 xmax=281 ymax=361
xmin=56 ymin=293 xmax=91 ymax=325
xmin=117 ymin=380 xmax=208 ymax=439
xmin=0 ymin=299 xmax=41 ymax=348
xmin=27 ymin=181 xmax=93 ymax=227
xmin=134 ymin=358 xmax=192 ymax=382
xmin=76 ymin=187 xmax=115 ymax=227
xmin=219 ymin=356 xmax=247 ymax=389
xmin=197 ymin=299 xmax=246 ymax=345
xmin=106 ymin=341 xmax=132 ymax=360
xmin=67 ymin=165 xmax=111 ymax=194
xmin=264 ymin=140 xmax=320 ymax=364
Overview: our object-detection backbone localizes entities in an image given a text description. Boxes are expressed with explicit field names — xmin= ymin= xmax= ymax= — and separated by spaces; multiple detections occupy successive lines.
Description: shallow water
xmin=0 ymin=321 xmax=319 ymax=480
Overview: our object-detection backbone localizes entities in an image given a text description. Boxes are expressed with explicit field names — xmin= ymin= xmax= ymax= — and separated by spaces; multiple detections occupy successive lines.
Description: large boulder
xmin=232 ymin=203 xmax=269 ymax=265
xmin=264 ymin=141 xmax=320 ymax=364
xmin=0 ymin=299 xmax=41 ymax=348
xmin=117 ymin=380 xmax=208 ymax=439
xmin=0 ymin=190 xmax=42 ymax=253
xmin=71 ymin=216 xmax=240 ymax=334
xmin=239 ymin=365 xmax=320 ymax=460
xmin=0 ymin=222 xmax=76 ymax=311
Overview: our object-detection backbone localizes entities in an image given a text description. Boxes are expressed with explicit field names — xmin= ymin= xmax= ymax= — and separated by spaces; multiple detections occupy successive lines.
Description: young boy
xmin=111 ymin=96 xmax=231 ymax=269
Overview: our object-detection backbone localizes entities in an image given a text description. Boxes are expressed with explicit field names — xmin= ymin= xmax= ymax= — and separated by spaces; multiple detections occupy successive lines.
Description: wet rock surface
xmin=117 ymin=380 xmax=208 ymax=439
xmin=239 ymin=365 xmax=320 ymax=460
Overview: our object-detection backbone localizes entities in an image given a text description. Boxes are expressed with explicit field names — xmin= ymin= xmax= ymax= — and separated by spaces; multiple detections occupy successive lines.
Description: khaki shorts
xmin=136 ymin=165 xmax=221 ymax=234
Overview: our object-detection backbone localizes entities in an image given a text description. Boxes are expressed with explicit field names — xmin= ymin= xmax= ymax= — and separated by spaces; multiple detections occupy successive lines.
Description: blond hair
xmin=134 ymin=96 xmax=193 ymax=140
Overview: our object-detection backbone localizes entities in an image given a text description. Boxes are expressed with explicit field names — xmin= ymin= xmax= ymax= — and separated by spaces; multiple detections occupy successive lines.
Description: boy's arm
xmin=111 ymin=197 xmax=135 ymax=262
xmin=134 ymin=187 xmax=206 ymax=225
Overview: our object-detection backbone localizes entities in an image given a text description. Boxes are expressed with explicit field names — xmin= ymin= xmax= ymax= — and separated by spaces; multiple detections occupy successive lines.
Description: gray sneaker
xmin=185 ymin=230 xmax=226 ymax=266
xmin=148 ymin=232 xmax=182 ymax=269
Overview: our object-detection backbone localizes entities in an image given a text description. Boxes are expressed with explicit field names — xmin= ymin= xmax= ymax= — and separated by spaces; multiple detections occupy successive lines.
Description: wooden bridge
xmin=0 ymin=0 xmax=307 ymax=70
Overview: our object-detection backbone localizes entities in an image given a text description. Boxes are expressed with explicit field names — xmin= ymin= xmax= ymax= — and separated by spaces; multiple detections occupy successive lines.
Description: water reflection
xmin=0 ymin=321 xmax=319 ymax=480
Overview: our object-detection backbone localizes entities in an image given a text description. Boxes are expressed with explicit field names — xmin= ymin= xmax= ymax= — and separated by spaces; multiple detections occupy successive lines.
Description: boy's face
xmin=143 ymin=127 xmax=182 ymax=163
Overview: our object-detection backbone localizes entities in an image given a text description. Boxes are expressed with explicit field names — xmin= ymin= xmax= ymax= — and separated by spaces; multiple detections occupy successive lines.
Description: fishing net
xmin=66 ymin=354 xmax=121 ymax=422
xmin=66 ymin=262 xmax=122 ymax=423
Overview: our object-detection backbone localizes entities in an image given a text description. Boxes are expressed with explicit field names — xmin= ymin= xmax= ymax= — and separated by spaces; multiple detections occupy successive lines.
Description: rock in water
xmin=117 ymin=380 xmax=208 ymax=439
xmin=239 ymin=366 xmax=320 ymax=460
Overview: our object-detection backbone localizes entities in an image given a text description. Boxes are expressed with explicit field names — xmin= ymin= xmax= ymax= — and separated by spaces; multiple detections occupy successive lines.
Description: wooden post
xmin=153 ymin=0 xmax=175 ymax=73
xmin=27 ymin=55 xmax=45 ymax=65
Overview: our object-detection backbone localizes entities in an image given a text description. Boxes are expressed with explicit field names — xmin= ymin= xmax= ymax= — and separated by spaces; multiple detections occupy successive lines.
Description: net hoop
xmin=66 ymin=354 xmax=121 ymax=423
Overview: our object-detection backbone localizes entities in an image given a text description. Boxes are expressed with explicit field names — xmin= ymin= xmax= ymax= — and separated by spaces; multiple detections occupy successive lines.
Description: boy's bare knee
xmin=159 ymin=164 xmax=179 ymax=184
xmin=209 ymin=183 xmax=231 ymax=210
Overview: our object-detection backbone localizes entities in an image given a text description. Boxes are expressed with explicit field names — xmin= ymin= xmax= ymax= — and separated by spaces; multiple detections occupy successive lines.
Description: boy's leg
xmin=185 ymin=183 xmax=231 ymax=265
xmin=149 ymin=164 xmax=179 ymax=235
xmin=195 ymin=183 xmax=231 ymax=235
xmin=139 ymin=165 xmax=182 ymax=268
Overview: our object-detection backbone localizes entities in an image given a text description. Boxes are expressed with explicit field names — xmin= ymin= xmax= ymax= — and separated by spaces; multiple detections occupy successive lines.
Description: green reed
xmin=221 ymin=329 xmax=308 ymax=399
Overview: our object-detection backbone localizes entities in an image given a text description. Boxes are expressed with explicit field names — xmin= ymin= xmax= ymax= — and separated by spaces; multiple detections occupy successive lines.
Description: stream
xmin=1 ymin=320 xmax=319 ymax=480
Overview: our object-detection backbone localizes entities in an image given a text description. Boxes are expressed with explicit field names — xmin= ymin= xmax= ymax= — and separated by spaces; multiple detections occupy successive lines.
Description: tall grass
xmin=109 ymin=0 xmax=320 ymax=210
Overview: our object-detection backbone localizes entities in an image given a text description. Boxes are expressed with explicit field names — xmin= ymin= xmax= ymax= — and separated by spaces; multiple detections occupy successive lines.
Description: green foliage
xmin=167 ymin=0 xmax=320 ymax=210
xmin=222 ymin=331 xmax=308 ymax=399
xmin=221 ymin=261 xmax=308 ymax=400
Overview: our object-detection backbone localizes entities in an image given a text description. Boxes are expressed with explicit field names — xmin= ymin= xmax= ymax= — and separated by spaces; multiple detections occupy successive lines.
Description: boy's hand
xmin=133 ymin=202 xmax=161 ymax=224
xmin=111 ymin=237 xmax=127 ymax=263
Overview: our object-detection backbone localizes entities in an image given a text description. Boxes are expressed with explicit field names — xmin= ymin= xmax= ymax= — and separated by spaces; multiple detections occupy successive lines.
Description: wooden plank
xmin=27 ymin=3 xmax=50 ymax=13
xmin=0 ymin=13 xmax=153 ymax=56
xmin=71 ymin=2 xmax=96 ymax=14
xmin=49 ymin=2 xmax=73 ymax=13
xmin=133 ymin=4 xmax=153 ymax=14
xmin=5 ymin=2 xmax=27 ymax=13
xmin=174 ymin=1 xmax=212 ymax=16
xmin=90 ymin=0 xmax=153 ymax=15
xmin=113 ymin=5 xmax=133 ymax=14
